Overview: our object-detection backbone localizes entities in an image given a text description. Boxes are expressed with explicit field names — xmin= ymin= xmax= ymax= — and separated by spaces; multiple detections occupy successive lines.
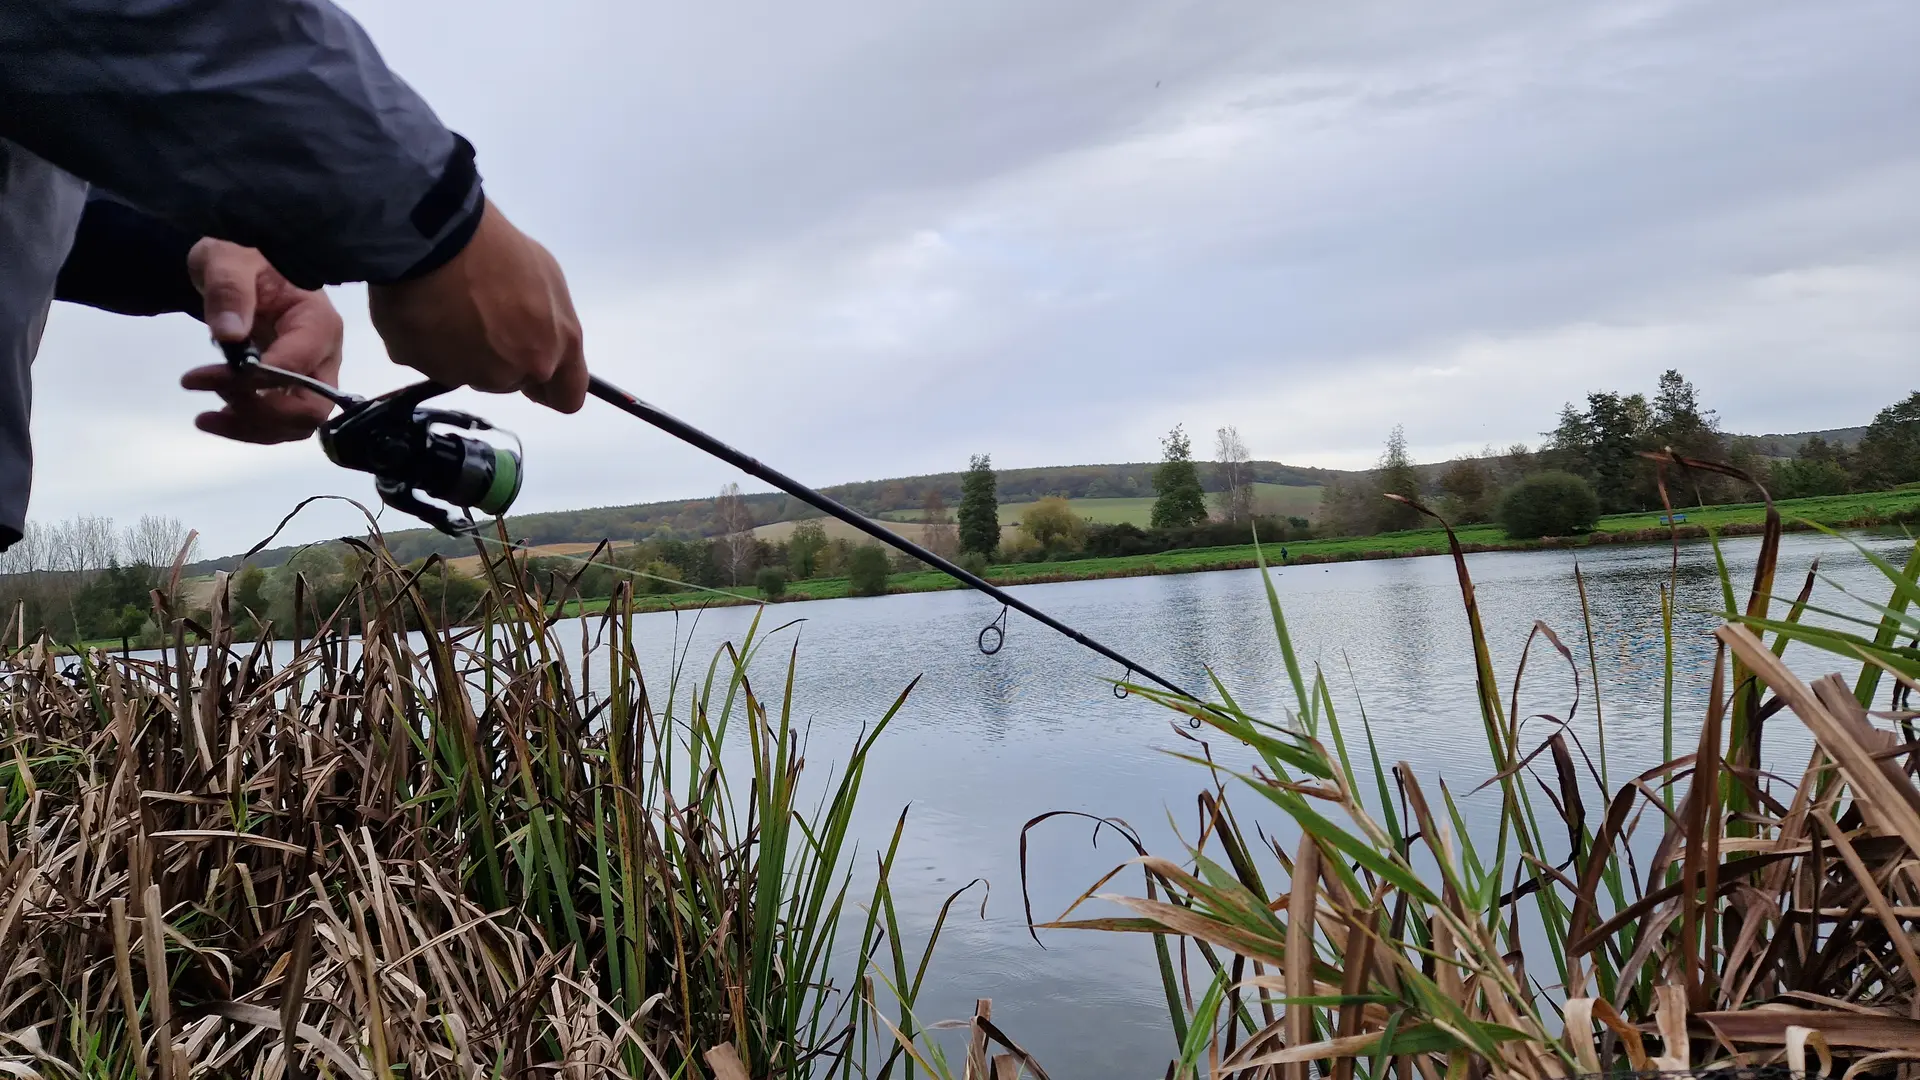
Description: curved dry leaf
xmin=1559 ymin=999 xmax=1601 ymax=1075
xmin=1785 ymin=1025 xmax=1833 ymax=1078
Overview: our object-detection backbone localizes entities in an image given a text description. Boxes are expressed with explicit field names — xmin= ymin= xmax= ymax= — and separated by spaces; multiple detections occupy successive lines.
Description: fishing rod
xmin=224 ymin=344 xmax=1203 ymax=705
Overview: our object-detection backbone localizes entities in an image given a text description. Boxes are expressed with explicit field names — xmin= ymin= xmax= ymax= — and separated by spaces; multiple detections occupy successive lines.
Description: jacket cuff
xmin=384 ymin=133 xmax=485 ymax=284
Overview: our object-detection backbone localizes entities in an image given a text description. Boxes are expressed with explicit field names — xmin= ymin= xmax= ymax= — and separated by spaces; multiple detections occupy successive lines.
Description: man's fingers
xmin=193 ymin=407 xmax=324 ymax=445
xmin=184 ymin=363 xmax=334 ymax=443
xmin=180 ymin=363 xmax=237 ymax=392
xmin=189 ymin=243 xmax=265 ymax=343
xmin=524 ymin=348 xmax=588 ymax=413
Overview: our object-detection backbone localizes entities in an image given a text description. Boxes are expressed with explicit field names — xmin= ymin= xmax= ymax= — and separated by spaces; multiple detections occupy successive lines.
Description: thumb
xmin=188 ymin=239 xmax=263 ymax=342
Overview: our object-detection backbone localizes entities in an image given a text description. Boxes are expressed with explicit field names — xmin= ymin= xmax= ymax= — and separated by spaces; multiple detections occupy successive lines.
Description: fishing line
xmin=466 ymin=534 xmax=762 ymax=605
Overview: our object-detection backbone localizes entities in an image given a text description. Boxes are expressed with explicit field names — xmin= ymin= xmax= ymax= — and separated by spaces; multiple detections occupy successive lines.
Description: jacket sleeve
xmin=0 ymin=0 xmax=484 ymax=290
xmin=54 ymin=194 xmax=205 ymax=317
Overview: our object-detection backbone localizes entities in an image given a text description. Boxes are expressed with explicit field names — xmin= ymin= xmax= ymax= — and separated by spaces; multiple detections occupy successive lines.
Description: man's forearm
xmin=54 ymin=196 xmax=203 ymax=318
xmin=1 ymin=0 xmax=483 ymax=289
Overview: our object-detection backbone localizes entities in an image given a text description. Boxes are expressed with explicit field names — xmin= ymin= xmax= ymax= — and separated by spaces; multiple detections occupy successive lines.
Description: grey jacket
xmin=0 ymin=0 xmax=486 ymax=547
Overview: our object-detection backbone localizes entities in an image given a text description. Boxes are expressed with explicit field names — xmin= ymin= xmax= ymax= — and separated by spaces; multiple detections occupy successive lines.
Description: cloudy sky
xmin=30 ymin=0 xmax=1920 ymax=555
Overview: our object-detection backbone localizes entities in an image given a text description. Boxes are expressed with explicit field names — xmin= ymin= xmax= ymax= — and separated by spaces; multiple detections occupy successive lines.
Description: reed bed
xmin=10 ymin=456 xmax=1920 ymax=1078
xmin=0 ymin=536 xmax=969 ymax=1078
xmin=1037 ymin=457 xmax=1920 ymax=1078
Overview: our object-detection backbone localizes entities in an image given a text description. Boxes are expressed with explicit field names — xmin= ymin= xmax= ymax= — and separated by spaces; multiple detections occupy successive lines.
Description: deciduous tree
xmin=786 ymin=520 xmax=828 ymax=579
xmin=1437 ymin=455 xmax=1495 ymax=524
xmin=123 ymin=515 xmax=197 ymax=575
xmin=1151 ymin=425 xmax=1208 ymax=529
xmin=1212 ymin=425 xmax=1254 ymax=524
xmin=921 ymin=487 xmax=958 ymax=559
xmin=713 ymin=482 xmax=755 ymax=585
xmin=1376 ymin=425 xmax=1423 ymax=531
xmin=1853 ymin=391 xmax=1920 ymax=490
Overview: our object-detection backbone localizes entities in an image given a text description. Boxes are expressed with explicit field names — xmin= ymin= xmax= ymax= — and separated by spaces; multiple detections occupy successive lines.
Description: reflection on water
xmin=576 ymin=531 xmax=1909 ymax=1076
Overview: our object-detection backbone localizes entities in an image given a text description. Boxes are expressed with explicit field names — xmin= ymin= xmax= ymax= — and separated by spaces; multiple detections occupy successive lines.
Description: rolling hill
xmin=186 ymin=459 xmax=1333 ymax=572
xmin=181 ymin=424 xmax=1851 ymax=574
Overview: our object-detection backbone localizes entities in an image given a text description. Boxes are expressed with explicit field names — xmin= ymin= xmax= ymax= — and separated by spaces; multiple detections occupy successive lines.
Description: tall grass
xmin=1037 ymin=461 xmax=1920 ymax=1076
xmin=0 ymin=535 xmax=961 ymax=1078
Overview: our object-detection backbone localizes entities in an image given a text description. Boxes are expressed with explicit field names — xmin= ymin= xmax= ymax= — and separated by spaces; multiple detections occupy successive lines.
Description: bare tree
xmin=123 ymin=515 xmax=197 ymax=572
xmin=1212 ymin=426 xmax=1255 ymax=524
xmin=921 ymin=487 xmax=958 ymax=560
xmin=713 ymin=483 xmax=756 ymax=585
xmin=0 ymin=521 xmax=48 ymax=577
xmin=0 ymin=523 xmax=51 ymax=634
xmin=42 ymin=515 xmax=117 ymax=588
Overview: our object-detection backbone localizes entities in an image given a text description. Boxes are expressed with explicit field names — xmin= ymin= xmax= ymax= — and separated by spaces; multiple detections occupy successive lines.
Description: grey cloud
xmin=28 ymin=0 xmax=1920 ymax=554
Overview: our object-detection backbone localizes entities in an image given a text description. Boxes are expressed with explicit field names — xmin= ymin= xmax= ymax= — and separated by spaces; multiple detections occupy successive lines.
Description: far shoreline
xmin=51 ymin=491 xmax=1920 ymax=653
xmin=559 ymin=497 xmax=1920 ymax=619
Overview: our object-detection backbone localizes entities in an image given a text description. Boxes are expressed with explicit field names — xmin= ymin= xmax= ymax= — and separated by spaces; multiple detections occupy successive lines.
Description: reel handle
xmin=211 ymin=336 xmax=519 ymax=536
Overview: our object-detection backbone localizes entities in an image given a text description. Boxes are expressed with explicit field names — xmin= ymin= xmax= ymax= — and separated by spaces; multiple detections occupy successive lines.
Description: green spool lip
xmin=477 ymin=448 xmax=521 ymax=516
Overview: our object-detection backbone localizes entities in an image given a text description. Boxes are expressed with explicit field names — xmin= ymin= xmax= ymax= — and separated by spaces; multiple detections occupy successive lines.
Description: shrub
xmin=1498 ymin=470 xmax=1601 ymax=538
xmin=1082 ymin=516 xmax=1308 ymax=560
xmin=1770 ymin=457 xmax=1850 ymax=499
xmin=847 ymin=545 xmax=890 ymax=596
xmin=1000 ymin=532 xmax=1045 ymax=563
xmin=1019 ymin=496 xmax=1086 ymax=550
xmin=957 ymin=551 xmax=991 ymax=578
xmin=637 ymin=559 xmax=684 ymax=595
xmin=1085 ymin=522 xmax=1154 ymax=558
xmin=755 ymin=566 xmax=788 ymax=599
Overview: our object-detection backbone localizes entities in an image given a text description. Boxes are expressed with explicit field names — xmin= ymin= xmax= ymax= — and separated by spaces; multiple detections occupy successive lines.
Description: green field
xmin=558 ymin=487 xmax=1920 ymax=618
xmin=884 ymin=482 xmax=1322 ymax=527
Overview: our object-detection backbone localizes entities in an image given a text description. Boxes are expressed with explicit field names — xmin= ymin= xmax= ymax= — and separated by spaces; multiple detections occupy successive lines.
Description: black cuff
xmin=54 ymin=196 xmax=204 ymax=319
xmin=389 ymin=132 xmax=485 ymax=283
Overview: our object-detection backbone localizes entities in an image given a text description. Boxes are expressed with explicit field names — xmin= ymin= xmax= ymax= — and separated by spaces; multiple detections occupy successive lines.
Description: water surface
xmin=588 ymin=531 xmax=1910 ymax=1076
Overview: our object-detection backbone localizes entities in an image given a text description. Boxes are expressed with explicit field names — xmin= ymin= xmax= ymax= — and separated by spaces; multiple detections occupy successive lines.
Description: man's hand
xmin=367 ymin=199 xmax=588 ymax=413
xmin=179 ymin=240 xmax=345 ymax=443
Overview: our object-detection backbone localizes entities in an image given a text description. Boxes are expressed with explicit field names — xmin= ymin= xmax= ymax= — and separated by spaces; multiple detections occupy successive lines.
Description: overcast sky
xmin=30 ymin=0 xmax=1920 ymax=556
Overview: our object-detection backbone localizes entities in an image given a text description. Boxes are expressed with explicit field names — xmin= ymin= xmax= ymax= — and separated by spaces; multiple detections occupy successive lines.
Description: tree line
xmin=1316 ymin=370 xmax=1734 ymax=539
xmin=1763 ymin=392 xmax=1920 ymax=498
xmin=1321 ymin=371 xmax=1920 ymax=542
xmin=0 ymin=515 xmax=198 ymax=645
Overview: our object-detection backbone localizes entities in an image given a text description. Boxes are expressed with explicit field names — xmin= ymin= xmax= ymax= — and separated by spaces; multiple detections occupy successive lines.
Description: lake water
xmin=583 ymin=530 xmax=1914 ymax=1076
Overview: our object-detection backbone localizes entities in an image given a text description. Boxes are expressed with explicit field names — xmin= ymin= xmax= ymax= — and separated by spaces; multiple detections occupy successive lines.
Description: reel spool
xmin=319 ymin=381 xmax=522 ymax=534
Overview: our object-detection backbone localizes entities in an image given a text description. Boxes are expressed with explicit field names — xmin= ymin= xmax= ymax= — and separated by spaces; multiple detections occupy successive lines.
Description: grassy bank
xmin=562 ymin=486 xmax=1920 ymax=618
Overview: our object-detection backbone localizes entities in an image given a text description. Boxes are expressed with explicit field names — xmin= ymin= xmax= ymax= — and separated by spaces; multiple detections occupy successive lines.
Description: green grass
xmin=1249 ymin=481 xmax=1323 ymax=519
xmin=882 ymin=483 xmax=1322 ymax=528
xmin=561 ymin=487 xmax=1920 ymax=618
xmin=1002 ymin=495 xmax=1159 ymax=526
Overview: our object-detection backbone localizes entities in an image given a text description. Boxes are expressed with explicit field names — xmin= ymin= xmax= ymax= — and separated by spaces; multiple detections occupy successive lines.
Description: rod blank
xmin=586 ymin=376 xmax=1200 ymax=703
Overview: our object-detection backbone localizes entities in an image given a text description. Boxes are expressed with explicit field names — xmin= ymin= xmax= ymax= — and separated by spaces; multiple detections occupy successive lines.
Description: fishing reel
xmin=221 ymin=342 xmax=522 ymax=535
